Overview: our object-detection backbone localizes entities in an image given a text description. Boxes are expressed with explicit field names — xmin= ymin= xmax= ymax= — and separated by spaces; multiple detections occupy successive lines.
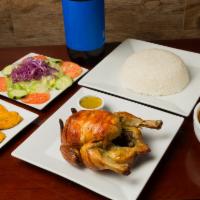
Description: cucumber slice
xmin=29 ymin=82 xmax=49 ymax=93
xmin=55 ymin=76 xmax=73 ymax=90
xmin=17 ymin=81 xmax=32 ymax=92
xmin=48 ymin=78 xmax=56 ymax=88
xmin=47 ymin=57 xmax=62 ymax=64
xmin=12 ymin=82 xmax=23 ymax=90
xmin=46 ymin=57 xmax=62 ymax=71
xmin=8 ymin=89 xmax=28 ymax=99
xmin=2 ymin=65 xmax=13 ymax=76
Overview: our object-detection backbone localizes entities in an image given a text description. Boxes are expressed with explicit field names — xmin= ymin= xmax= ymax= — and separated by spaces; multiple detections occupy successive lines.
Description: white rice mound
xmin=121 ymin=48 xmax=190 ymax=96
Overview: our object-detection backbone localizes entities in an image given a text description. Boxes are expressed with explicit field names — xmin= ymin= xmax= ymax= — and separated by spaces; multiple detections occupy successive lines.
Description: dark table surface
xmin=0 ymin=39 xmax=200 ymax=200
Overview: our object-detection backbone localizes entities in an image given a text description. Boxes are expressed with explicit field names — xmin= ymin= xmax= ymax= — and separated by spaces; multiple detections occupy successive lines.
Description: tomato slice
xmin=21 ymin=93 xmax=50 ymax=104
xmin=0 ymin=77 xmax=7 ymax=92
xmin=33 ymin=55 xmax=47 ymax=61
xmin=61 ymin=61 xmax=83 ymax=79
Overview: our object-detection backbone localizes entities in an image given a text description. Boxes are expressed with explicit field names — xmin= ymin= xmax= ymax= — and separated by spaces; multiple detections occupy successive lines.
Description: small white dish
xmin=78 ymin=95 xmax=104 ymax=110
xmin=12 ymin=88 xmax=184 ymax=200
xmin=193 ymin=102 xmax=200 ymax=143
xmin=0 ymin=53 xmax=88 ymax=110
xmin=79 ymin=38 xmax=200 ymax=116
xmin=0 ymin=99 xmax=38 ymax=149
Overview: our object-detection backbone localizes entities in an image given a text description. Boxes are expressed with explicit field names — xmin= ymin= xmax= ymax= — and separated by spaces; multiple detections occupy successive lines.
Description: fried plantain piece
xmin=0 ymin=111 xmax=23 ymax=129
xmin=0 ymin=104 xmax=8 ymax=113
xmin=0 ymin=131 xmax=6 ymax=143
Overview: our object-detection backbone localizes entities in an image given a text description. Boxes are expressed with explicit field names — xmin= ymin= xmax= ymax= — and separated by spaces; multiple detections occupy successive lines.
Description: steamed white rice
xmin=121 ymin=48 xmax=190 ymax=96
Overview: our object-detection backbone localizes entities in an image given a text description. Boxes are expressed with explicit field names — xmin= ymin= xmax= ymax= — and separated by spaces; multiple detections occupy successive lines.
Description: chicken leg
xmin=115 ymin=112 xmax=163 ymax=129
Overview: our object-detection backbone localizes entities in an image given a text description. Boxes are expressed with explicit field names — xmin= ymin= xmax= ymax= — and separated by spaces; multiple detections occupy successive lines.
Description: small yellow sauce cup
xmin=78 ymin=95 xmax=104 ymax=110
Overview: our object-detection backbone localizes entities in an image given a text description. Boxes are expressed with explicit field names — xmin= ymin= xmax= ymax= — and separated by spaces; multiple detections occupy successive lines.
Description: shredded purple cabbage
xmin=11 ymin=57 xmax=58 ymax=83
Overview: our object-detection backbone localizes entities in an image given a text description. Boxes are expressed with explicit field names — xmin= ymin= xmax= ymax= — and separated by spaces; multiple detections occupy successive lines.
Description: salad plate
xmin=79 ymin=39 xmax=200 ymax=116
xmin=12 ymin=88 xmax=184 ymax=200
xmin=0 ymin=99 xmax=38 ymax=149
xmin=0 ymin=53 xmax=88 ymax=110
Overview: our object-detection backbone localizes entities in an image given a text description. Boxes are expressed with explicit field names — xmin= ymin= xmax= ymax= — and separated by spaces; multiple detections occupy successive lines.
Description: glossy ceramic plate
xmin=0 ymin=53 xmax=88 ymax=110
xmin=12 ymin=88 xmax=184 ymax=200
xmin=0 ymin=99 xmax=38 ymax=149
xmin=79 ymin=39 xmax=200 ymax=116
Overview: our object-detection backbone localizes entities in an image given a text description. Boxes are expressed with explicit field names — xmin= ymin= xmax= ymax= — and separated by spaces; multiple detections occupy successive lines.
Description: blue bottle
xmin=62 ymin=0 xmax=105 ymax=64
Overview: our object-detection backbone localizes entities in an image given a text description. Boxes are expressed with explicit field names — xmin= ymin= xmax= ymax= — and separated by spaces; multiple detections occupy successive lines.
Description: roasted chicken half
xmin=60 ymin=109 xmax=162 ymax=175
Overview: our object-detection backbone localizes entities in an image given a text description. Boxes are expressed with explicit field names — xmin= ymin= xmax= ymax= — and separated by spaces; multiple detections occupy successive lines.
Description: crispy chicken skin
xmin=60 ymin=109 xmax=162 ymax=175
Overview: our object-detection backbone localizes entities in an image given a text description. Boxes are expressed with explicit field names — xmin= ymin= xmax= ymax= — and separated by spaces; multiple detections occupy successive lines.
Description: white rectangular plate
xmin=0 ymin=53 xmax=88 ymax=110
xmin=79 ymin=39 xmax=200 ymax=116
xmin=12 ymin=88 xmax=184 ymax=200
xmin=0 ymin=99 xmax=38 ymax=149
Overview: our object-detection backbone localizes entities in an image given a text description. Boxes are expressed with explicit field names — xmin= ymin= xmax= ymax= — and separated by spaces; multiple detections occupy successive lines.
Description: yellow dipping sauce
xmin=79 ymin=96 xmax=103 ymax=109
